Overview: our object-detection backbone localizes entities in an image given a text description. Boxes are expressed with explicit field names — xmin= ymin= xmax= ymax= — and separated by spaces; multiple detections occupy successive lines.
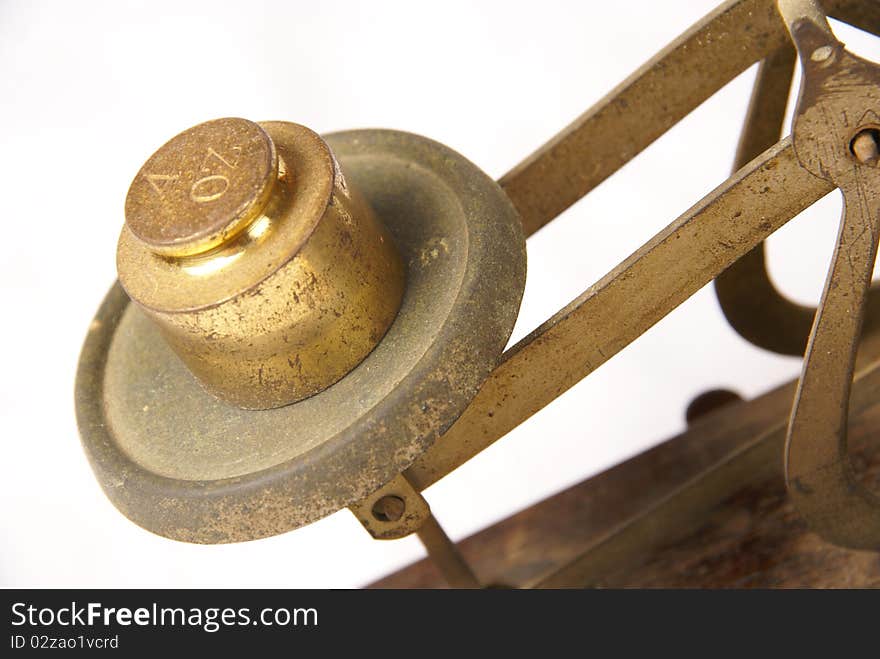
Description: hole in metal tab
xmin=372 ymin=496 xmax=406 ymax=522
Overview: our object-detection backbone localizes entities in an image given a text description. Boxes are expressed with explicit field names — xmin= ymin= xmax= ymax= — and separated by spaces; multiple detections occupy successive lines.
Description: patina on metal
xmin=779 ymin=0 xmax=880 ymax=549
xmin=497 ymin=0 xmax=880 ymax=237
xmin=349 ymin=473 xmax=431 ymax=541
xmin=712 ymin=44 xmax=818 ymax=357
xmin=341 ymin=0 xmax=880 ymax=556
xmin=405 ymin=138 xmax=834 ymax=494
xmin=124 ymin=118 xmax=279 ymax=257
xmin=714 ymin=13 xmax=880 ymax=360
xmin=76 ymin=129 xmax=526 ymax=543
xmin=391 ymin=0 xmax=879 ymax=522
xmin=118 ymin=119 xmax=406 ymax=409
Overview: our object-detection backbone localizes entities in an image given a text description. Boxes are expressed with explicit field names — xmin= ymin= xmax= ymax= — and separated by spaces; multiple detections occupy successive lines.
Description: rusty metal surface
xmin=119 ymin=120 xmax=405 ymax=408
xmin=780 ymin=0 xmax=880 ymax=548
xmin=75 ymin=129 xmax=526 ymax=543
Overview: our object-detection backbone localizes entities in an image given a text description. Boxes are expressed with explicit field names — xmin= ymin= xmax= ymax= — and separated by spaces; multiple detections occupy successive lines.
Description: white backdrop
xmin=2 ymin=1 xmax=879 ymax=588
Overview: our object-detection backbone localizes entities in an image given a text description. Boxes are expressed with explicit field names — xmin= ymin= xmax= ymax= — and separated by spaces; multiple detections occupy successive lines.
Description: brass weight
xmin=117 ymin=118 xmax=405 ymax=409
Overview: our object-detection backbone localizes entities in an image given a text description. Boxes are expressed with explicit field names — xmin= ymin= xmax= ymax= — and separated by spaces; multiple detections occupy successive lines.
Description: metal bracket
xmin=349 ymin=475 xmax=480 ymax=588
xmin=349 ymin=474 xmax=431 ymax=541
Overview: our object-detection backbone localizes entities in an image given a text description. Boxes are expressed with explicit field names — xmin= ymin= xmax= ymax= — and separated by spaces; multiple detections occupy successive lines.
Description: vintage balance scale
xmin=76 ymin=0 xmax=880 ymax=587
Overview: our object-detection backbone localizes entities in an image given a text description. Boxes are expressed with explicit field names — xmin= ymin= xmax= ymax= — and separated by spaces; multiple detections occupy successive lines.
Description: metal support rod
xmin=415 ymin=515 xmax=481 ymax=589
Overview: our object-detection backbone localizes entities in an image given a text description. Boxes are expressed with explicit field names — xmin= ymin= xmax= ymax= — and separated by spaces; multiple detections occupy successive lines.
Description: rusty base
xmin=370 ymin=374 xmax=880 ymax=588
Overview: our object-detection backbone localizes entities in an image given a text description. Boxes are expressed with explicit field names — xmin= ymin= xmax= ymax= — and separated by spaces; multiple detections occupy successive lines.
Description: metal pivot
xmin=780 ymin=0 xmax=880 ymax=548
xmin=349 ymin=475 xmax=480 ymax=588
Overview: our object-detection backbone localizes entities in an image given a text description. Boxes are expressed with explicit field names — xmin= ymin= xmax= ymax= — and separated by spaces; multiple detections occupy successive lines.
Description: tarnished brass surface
xmin=125 ymin=118 xmax=279 ymax=257
xmin=349 ymin=474 xmax=431 ymax=541
xmin=779 ymin=0 xmax=880 ymax=548
xmin=118 ymin=119 xmax=405 ymax=409
xmin=392 ymin=0 xmax=878 ymax=504
xmin=713 ymin=45 xmax=819 ymax=357
xmin=76 ymin=129 xmax=526 ymax=543
xmin=498 ymin=0 xmax=880 ymax=237
xmin=348 ymin=473 xmax=480 ymax=587
xmin=405 ymin=140 xmax=834 ymax=493
xmin=715 ymin=21 xmax=880 ymax=358
xmin=355 ymin=0 xmax=880 ymax=547
xmin=354 ymin=0 xmax=880 ymax=577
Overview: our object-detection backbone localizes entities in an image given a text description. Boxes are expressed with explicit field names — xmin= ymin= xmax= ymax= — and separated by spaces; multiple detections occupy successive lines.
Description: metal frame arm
xmin=713 ymin=45 xmax=817 ymax=356
xmin=499 ymin=0 xmax=879 ymax=238
xmin=408 ymin=139 xmax=832 ymax=490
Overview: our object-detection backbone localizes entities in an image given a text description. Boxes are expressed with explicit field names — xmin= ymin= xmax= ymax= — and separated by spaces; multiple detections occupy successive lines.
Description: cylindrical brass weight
xmin=117 ymin=118 xmax=406 ymax=409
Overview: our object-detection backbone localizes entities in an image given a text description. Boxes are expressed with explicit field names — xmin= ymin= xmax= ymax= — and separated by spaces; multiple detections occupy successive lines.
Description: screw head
xmin=851 ymin=129 xmax=880 ymax=165
xmin=810 ymin=45 xmax=834 ymax=63
xmin=372 ymin=495 xmax=406 ymax=522
xmin=125 ymin=118 xmax=278 ymax=257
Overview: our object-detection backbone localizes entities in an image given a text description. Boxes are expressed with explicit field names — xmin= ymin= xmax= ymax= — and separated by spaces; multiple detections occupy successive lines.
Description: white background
xmin=2 ymin=1 xmax=879 ymax=588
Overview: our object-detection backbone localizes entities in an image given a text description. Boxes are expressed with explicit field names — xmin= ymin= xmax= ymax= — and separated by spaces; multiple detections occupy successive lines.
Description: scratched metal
xmin=780 ymin=0 xmax=880 ymax=549
xmin=75 ymin=130 xmax=526 ymax=543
